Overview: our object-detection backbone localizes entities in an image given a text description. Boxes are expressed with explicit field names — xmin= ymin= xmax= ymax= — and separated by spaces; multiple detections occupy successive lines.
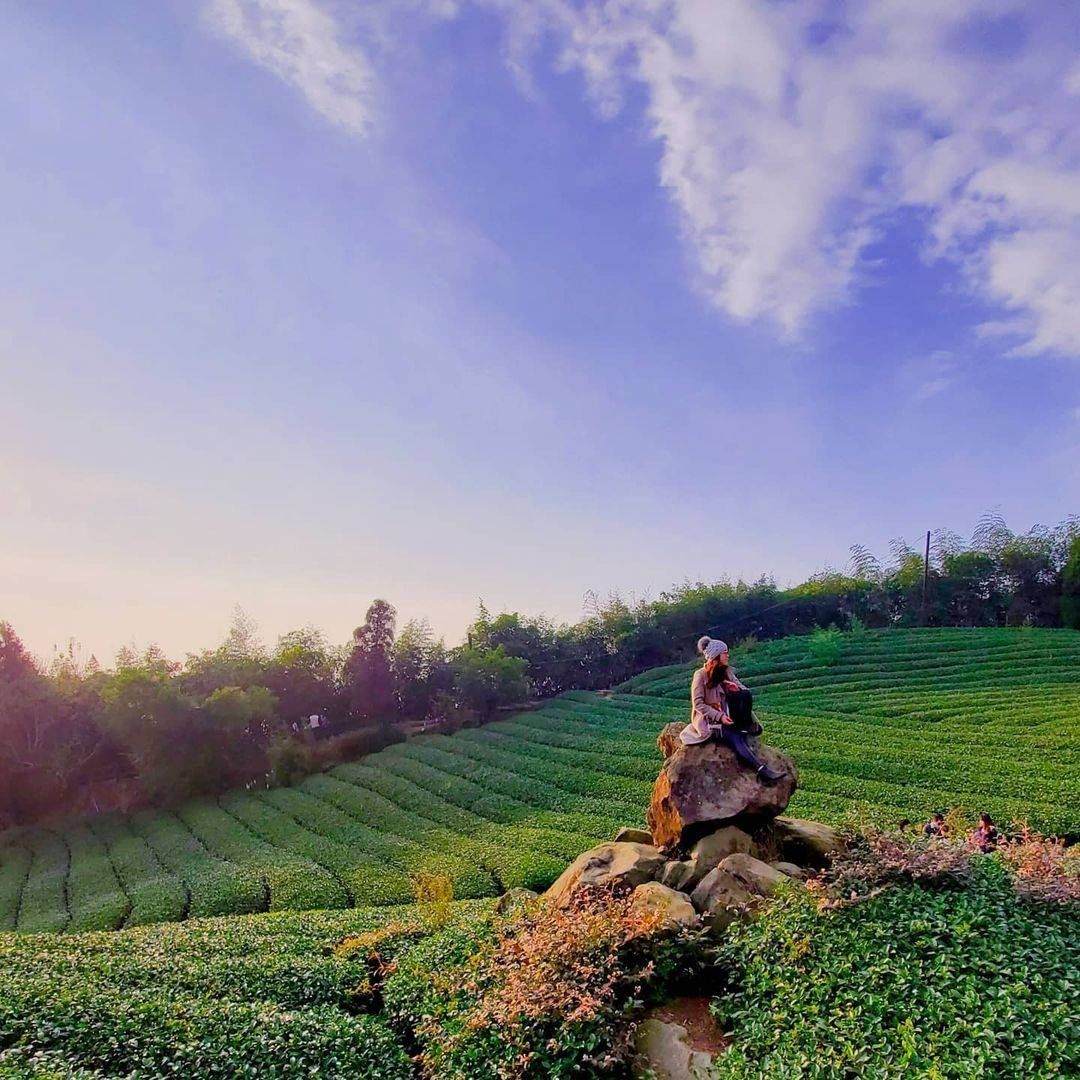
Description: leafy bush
xmin=711 ymin=864 xmax=1080 ymax=1078
xmin=806 ymin=626 xmax=844 ymax=666
xmin=384 ymin=890 xmax=702 ymax=1079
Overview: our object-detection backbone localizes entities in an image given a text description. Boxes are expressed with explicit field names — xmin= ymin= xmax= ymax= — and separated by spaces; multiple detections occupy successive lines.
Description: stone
xmin=657 ymin=859 xmax=697 ymax=893
xmin=545 ymin=842 xmax=666 ymax=906
xmin=772 ymin=817 xmax=842 ymax=867
xmin=614 ymin=827 xmax=655 ymax=845
xmin=647 ymin=723 xmax=797 ymax=851
xmin=771 ymin=860 xmax=808 ymax=880
xmin=689 ymin=867 xmax=756 ymax=931
xmin=717 ymin=852 xmax=790 ymax=897
xmin=684 ymin=826 xmax=755 ymax=889
xmin=633 ymin=1018 xmax=716 ymax=1080
xmin=629 ymin=882 xmax=699 ymax=932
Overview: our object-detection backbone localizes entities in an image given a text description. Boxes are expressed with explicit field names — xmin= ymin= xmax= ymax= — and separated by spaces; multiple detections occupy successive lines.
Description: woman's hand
xmin=719 ymin=713 xmax=734 ymax=725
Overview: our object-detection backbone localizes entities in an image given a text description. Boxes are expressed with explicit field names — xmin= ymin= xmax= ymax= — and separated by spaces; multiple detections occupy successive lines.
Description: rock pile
xmin=544 ymin=720 xmax=840 ymax=936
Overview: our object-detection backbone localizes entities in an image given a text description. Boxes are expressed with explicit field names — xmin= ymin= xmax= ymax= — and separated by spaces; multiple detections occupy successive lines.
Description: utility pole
xmin=920 ymin=530 xmax=931 ymax=625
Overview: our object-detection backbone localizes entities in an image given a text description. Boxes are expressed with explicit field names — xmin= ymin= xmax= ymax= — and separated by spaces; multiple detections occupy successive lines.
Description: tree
xmin=1061 ymin=534 xmax=1080 ymax=629
xmin=344 ymin=600 xmax=398 ymax=723
xmin=0 ymin=623 xmax=59 ymax=823
xmin=393 ymin=619 xmax=452 ymax=721
xmin=451 ymin=646 xmax=529 ymax=720
xmin=180 ymin=609 xmax=266 ymax=699
xmin=264 ymin=627 xmax=344 ymax=725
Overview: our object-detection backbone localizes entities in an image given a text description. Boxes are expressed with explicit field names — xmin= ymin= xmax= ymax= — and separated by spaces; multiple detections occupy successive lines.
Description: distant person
xmin=681 ymin=635 xmax=785 ymax=782
xmin=923 ymin=811 xmax=948 ymax=838
xmin=971 ymin=813 xmax=1000 ymax=852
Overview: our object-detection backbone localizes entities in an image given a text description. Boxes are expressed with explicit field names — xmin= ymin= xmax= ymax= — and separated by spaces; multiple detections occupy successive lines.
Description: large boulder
xmin=546 ymin=842 xmax=666 ymax=906
xmin=772 ymin=817 xmax=842 ymax=867
xmin=647 ymin=723 xmax=797 ymax=851
xmin=629 ymin=882 xmax=699 ymax=932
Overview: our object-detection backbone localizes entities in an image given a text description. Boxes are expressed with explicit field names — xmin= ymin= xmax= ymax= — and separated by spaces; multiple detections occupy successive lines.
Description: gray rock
xmin=717 ymin=852 xmax=790 ymax=897
xmin=772 ymin=817 xmax=842 ymax=867
xmin=633 ymin=1019 xmax=715 ymax=1080
xmin=771 ymin=860 xmax=808 ymax=880
xmin=658 ymin=859 xmax=697 ymax=893
xmin=685 ymin=826 xmax=755 ymax=889
xmin=546 ymin=842 xmax=666 ymax=906
xmin=629 ymin=881 xmax=699 ymax=932
xmin=689 ymin=867 xmax=755 ymax=931
xmin=615 ymin=827 xmax=655 ymax=845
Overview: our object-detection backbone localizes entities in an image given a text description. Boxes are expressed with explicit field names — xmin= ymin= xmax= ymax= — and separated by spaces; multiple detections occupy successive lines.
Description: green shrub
xmin=711 ymin=864 xmax=1080 ymax=1078
xmin=807 ymin=626 xmax=844 ymax=666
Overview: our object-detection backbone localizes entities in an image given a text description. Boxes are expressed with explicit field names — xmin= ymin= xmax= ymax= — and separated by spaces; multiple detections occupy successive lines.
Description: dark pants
xmin=720 ymin=690 xmax=769 ymax=772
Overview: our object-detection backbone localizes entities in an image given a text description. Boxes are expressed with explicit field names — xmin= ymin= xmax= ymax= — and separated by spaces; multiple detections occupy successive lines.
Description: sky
xmin=2 ymin=0 xmax=1079 ymax=665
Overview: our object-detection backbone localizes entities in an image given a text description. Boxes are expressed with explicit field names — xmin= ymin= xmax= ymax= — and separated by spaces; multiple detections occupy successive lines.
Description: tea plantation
xmin=1 ymin=628 xmax=1077 ymax=934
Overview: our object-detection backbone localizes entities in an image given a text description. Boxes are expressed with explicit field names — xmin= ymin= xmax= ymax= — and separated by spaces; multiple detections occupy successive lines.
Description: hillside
xmin=1 ymin=627 xmax=1077 ymax=933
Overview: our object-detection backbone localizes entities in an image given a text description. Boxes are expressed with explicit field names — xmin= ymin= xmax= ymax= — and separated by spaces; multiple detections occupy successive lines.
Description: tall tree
xmin=1061 ymin=534 xmax=1080 ymax=630
xmin=345 ymin=600 xmax=398 ymax=723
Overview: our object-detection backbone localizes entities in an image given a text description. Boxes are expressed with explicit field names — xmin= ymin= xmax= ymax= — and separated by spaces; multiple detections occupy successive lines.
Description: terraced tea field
xmin=1 ymin=628 xmax=1077 ymax=933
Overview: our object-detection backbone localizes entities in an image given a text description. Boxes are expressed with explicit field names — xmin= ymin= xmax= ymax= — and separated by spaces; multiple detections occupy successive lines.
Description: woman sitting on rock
xmin=681 ymin=636 xmax=785 ymax=782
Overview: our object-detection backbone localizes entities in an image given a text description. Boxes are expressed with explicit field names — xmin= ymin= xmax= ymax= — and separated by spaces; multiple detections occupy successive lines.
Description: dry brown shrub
xmin=418 ymin=887 xmax=673 ymax=1075
xmin=810 ymin=823 xmax=1079 ymax=909
xmin=998 ymin=823 xmax=1080 ymax=904
xmin=809 ymin=829 xmax=976 ymax=906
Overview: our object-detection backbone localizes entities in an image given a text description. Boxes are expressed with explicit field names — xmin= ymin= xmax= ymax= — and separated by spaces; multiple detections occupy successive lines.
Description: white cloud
xmin=202 ymin=0 xmax=1080 ymax=357
xmin=493 ymin=0 xmax=1080 ymax=355
xmin=204 ymin=0 xmax=375 ymax=136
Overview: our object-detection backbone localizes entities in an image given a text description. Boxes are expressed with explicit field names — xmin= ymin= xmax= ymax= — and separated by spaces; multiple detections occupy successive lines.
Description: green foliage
xmin=0 ymin=904 xmax=425 ymax=1079
xmin=452 ymin=645 xmax=530 ymax=718
xmin=806 ymin=625 xmax=844 ymax=665
xmin=0 ymin=627 xmax=1077 ymax=934
xmin=710 ymin=865 xmax=1080 ymax=1078
xmin=1061 ymin=534 xmax=1080 ymax=629
xmin=383 ymin=894 xmax=697 ymax=1079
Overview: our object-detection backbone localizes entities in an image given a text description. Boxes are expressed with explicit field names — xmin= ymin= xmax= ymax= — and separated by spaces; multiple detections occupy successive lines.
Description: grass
xmin=0 ymin=627 xmax=1077 ymax=933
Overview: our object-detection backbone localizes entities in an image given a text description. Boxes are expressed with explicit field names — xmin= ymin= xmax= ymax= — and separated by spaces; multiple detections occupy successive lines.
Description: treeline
xmin=0 ymin=603 xmax=529 ymax=827
xmin=2 ymin=513 xmax=1078 ymax=827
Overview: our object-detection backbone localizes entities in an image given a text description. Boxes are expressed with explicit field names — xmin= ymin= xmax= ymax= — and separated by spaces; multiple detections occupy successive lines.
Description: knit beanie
xmin=697 ymin=636 xmax=729 ymax=661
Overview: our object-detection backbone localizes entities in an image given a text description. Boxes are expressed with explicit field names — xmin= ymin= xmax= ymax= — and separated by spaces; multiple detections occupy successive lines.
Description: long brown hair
xmin=704 ymin=657 xmax=729 ymax=689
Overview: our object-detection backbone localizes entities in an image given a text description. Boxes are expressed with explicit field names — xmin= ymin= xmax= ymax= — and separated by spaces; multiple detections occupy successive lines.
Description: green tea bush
xmin=806 ymin=626 xmax=845 ymax=666
xmin=711 ymin=864 xmax=1080 ymax=1078
xmin=1 ymin=628 xmax=1076 ymax=933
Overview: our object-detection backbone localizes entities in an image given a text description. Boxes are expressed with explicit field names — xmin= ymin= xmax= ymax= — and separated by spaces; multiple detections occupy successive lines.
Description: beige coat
xmin=680 ymin=666 xmax=748 ymax=745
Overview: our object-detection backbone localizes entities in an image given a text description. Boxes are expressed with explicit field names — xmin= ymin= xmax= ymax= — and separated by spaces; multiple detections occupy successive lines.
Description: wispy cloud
xmin=910 ymin=350 xmax=959 ymax=401
xmin=202 ymin=0 xmax=1080 ymax=358
xmin=204 ymin=0 xmax=375 ymax=136
xmin=493 ymin=1 xmax=1080 ymax=356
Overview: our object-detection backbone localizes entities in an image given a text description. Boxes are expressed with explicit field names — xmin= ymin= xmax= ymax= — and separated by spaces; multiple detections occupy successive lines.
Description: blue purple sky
xmin=3 ymin=0 xmax=1079 ymax=663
